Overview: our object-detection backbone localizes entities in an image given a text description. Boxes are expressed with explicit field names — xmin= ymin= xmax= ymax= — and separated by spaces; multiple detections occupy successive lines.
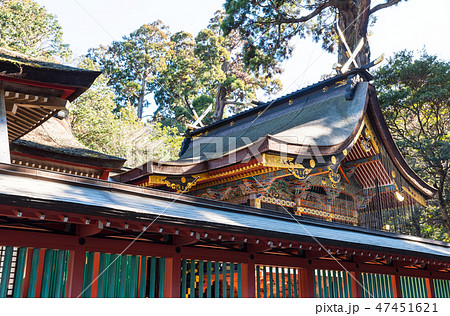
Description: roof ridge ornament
xmin=334 ymin=23 xmax=385 ymax=75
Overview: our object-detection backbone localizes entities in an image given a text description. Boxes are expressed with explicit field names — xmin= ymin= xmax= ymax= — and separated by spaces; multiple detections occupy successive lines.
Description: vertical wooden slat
xmin=96 ymin=253 xmax=106 ymax=298
xmin=159 ymin=258 xmax=165 ymax=298
xmin=318 ymin=270 xmax=324 ymax=298
xmin=439 ymin=280 xmax=444 ymax=298
xmin=237 ymin=263 xmax=242 ymax=298
xmin=367 ymin=273 xmax=374 ymax=298
xmin=382 ymin=274 xmax=388 ymax=298
xmin=149 ymin=257 xmax=157 ymax=298
xmin=214 ymin=261 xmax=219 ymax=298
xmin=82 ymin=252 xmax=94 ymax=298
xmin=222 ymin=262 xmax=227 ymax=298
xmin=118 ymin=255 xmax=127 ymax=298
xmin=328 ymin=270 xmax=334 ymax=298
xmin=275 ymin=267 xmax=280 ymax=298
xmin=189 ymin=259 xmax=195 ymax=298
xmin=27 ymin=248 xmax=41 ymax=298
xmin=34 ymin=249 xmax=46 ymax=298
xmin=206 ymin=261 xmax=212 ymax=298
xmin=61 ymin=251 xmax=69 ymax=298
xmin=129 ymin=255 xmax=138 ymax=298
xmin=12 ymin=247 xmax=27 ymax=298
xmin=125 ymin=256 xmax=131 ymax=298
xmin=107 ymin=254 xmax=117 ymax=298
xmin=54 ymin=250 xmax=66 ymax=298
xmin=432 ymin=280 xmax=438 ymax=298
xmin=347 ymin=272 xmax=354 ymax=298
xmin=89 ymin=252 xmax=100 ymax=298
xmin=410 ymin=277 xmax=416 ymax=298
xmin=49 ymin=251 xmax=58 ymax=298
xmin=422 ymin=278 xmax=428 ymax=298
xmin=332 ymin=271 xmax=338 ymax=298
xmin=281 ymin=268 xmax=285 ymax=298
xmin=342 ymin=271 xmax=349 ymax=298
xmin=336 ymin=271 xmax=343 ymax=298
xmin=40 ymin=249 xmax=54 ymax=298
xmin=263 ymin=266 xmax=267 ymax=298
xmin=256 ymin=265 xmax=261 ymax=298
xmin=198 ymin=260 xmax=204 ymax=298
xmin=181 ymin=259 xmax=187 ymax=298
xmin=230 ymin=262 xmax=234 ymax=298
xmin=287 ymin=268 xmax=292 ymax=298
xmin=323 ymin=270 xmax=328 ymax=298
xmin=0 ymin=246 xmax=13 ymax=297
xmin=269 ymin=266 xmax=273 ymax=298
xmin=381 ymin=274 xmax=387 ymax=298
xmin=22 ymin=248 xmax=34 ymax=298
xmin=293 ymin=268 xmax=298 ymax=298
xmin=406 ymin=277 xmax=412 ymax=298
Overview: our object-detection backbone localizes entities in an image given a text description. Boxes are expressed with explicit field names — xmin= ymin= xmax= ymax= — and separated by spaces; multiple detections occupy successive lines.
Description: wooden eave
xmin=0 ymin=51 xmax=101 ymax=142
xmin=0 ymin=163 xmax=449 ymax=263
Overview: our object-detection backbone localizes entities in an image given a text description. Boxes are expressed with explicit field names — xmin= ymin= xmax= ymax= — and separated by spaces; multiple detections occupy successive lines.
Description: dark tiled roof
xmin=11 ymin=117 xmax=125 ymax=169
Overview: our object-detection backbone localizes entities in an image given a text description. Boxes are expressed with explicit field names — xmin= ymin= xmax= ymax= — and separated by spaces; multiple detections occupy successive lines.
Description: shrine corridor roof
xmin=0 ymin=164 xmax=448 ymax=261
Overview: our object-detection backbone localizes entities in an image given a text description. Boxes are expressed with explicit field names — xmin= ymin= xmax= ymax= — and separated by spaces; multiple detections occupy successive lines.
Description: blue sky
xmin=35 ymin=0 xmax=450 ymax=108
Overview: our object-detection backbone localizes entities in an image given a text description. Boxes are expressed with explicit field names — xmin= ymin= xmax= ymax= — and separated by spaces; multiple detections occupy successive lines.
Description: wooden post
xmin=164 ymin=256 xmax=181 ymax=298
xmin=426 ymin=278 xmax=435 ymax=298
xmin=0 ymin=89 xmax=11 ymax=163
xmin=391 ymin=274 xmax=402 ymax=298
xmin=300 ymin=267 xmax=315 ymax=298
xmin=66 ymin=246 xmax=86 ymax=298
xmin=241 ymin=262 xmax=255 ymax=298
xmin=350 ymin=271 xmax=362 ymax=298
xmin=249 ymin=194 xmax=261 ymax=208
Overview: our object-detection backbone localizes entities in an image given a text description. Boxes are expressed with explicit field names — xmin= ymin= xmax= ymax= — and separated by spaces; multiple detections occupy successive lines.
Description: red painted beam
xmin=351 ymin=271 xmax=362 ymax=298
xmin=0 ymin=75 xmax=76 ymax=100
xmin=241 ymin=262 xmax=255 ymax=298
xmin=164 ymin=256 xmax=181 ymax=298
xmin=392 ymin=274 xmax=402 ymax=298
xmin=426 ymin=277 xmax=435 ymax=298
xmin=66 ymin=246 xmax=86 ymax=298
xmin=300 ymin=267 xmax=315 ymax=298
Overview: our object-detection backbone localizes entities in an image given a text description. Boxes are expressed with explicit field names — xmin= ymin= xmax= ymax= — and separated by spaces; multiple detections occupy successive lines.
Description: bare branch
xmin=255 ymin=0 xmax=342 ymax=25
xmin=369 ymin=0 xmax=402 ymax=15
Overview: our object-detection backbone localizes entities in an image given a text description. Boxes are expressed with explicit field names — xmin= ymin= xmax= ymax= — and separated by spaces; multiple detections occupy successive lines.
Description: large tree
xmin=0 ymin=0 xmax=71 ymax=61
xmin=70 ymin=58 xmax=183 ymax=166
xmin=89 ymin=20 xmax=171 ymax=119
xmin=154 ymin=11 xmax=281 ymax=124
xmin=375 ymin=51 xmax=450 ymax=238
xmin=222 ymin=0 xmax=406 ymax=71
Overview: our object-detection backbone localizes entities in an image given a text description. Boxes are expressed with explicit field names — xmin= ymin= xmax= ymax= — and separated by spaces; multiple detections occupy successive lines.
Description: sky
xmin=35 ymin=0 xmax=450 ymax=109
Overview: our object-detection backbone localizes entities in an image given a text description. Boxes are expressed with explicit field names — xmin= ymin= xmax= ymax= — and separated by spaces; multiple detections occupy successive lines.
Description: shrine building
xmin=0 ymin=49 xmax=449 ymax=298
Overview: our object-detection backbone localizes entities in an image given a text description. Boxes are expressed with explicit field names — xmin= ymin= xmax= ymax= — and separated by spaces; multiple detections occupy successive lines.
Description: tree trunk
xmin=337 ymin=0 xmax=371 ymax=68
xmin=212 ymin=61 xmax=230 ymax=122
xmin=213 ymin=83 xmax=227 ymax=122
xmin=137 ymin=79 xmax=146 ymax=119
xmin=437 ymin=177 xmax=450 ymax=236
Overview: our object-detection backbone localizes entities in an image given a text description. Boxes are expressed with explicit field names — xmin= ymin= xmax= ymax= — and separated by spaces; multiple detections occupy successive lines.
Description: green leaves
xmin=375 ymin=50 xmax=450 ymax=239
xmin=70 ymin=58 xmax=183 ymax=166
xmin=0 ymin=0 xmax=71 ymax=61
xmin=153 ymin=10 xmax=281 ymax=126
xmin=89 ymin=20 xmax=171 ymax=119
